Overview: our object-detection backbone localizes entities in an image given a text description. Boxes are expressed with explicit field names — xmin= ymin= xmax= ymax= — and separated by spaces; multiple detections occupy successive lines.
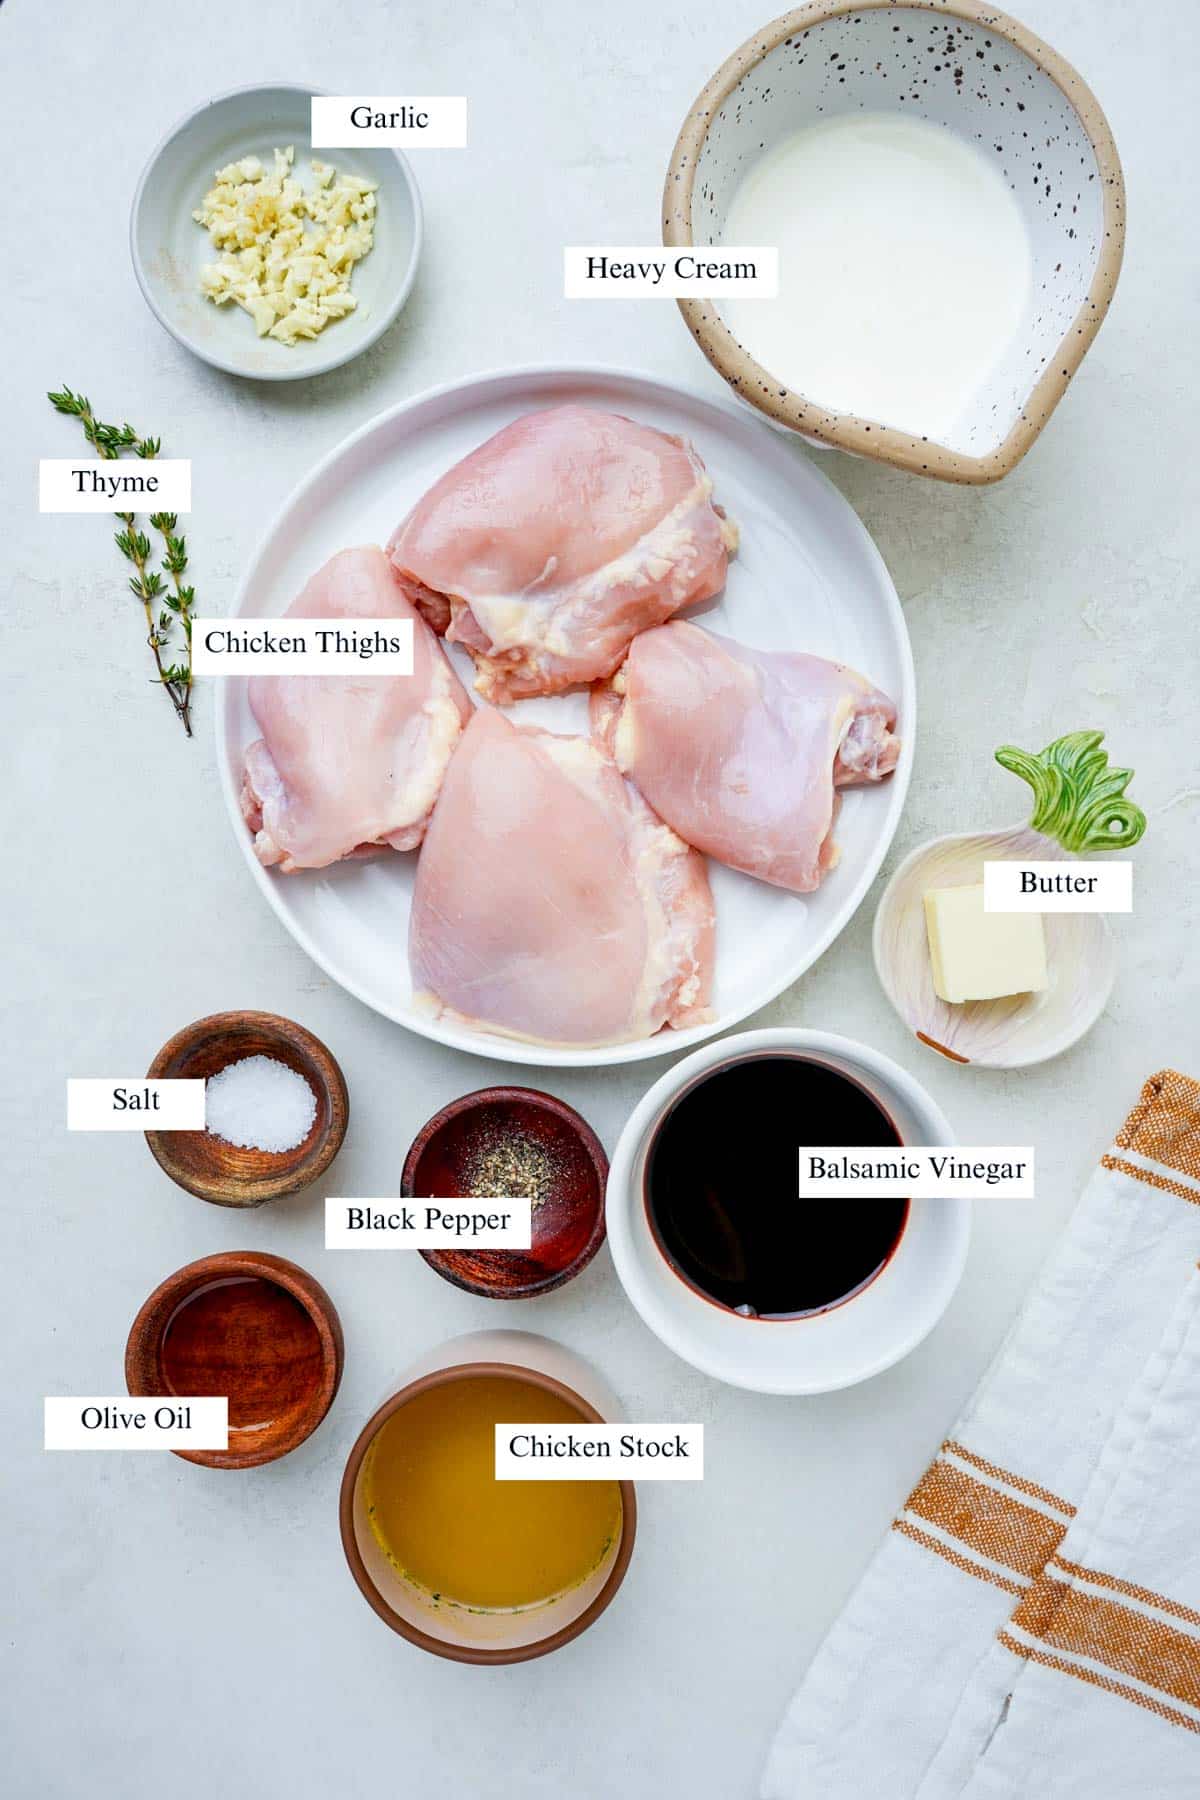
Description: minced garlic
xmin=193 ymin=146 xmax=377 ymax=345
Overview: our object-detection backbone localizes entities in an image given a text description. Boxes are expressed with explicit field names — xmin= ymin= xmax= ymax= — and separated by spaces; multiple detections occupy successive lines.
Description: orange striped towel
xmin=763 ymin=1071 xmax=1200 ymax=1798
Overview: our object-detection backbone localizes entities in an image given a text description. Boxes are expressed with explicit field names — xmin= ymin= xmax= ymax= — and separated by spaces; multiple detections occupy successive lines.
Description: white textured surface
xmin=3 ymin=2 xmax=1198 ymax=1796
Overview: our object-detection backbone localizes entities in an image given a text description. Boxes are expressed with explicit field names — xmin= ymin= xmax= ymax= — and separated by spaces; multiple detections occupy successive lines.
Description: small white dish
xmin=605 ymin=1028 xmax=970 ymax=1394
xmin=873 ymin=825 xmax=1116 ymax=1069
xmin=130 ymin=83 xmax=422 ymax=381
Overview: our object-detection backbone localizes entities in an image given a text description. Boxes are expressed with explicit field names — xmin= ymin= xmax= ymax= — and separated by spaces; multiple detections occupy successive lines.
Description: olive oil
xmin=160 ymin=1276 xmax=323 ymax=1431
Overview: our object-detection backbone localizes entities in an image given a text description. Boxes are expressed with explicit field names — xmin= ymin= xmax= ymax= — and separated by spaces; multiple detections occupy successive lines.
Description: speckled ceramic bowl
xmin=665 ymin=0 xmax=1124 ymax=482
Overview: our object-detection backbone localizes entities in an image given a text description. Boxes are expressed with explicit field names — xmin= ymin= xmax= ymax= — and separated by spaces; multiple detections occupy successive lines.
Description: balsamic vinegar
xmin=645 ymin=1058 xmax=908 ymax=1320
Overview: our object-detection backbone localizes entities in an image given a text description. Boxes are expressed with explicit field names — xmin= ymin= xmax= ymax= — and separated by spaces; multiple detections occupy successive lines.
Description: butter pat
xmin=923 ymin=883 xmax=1047 ymax=1004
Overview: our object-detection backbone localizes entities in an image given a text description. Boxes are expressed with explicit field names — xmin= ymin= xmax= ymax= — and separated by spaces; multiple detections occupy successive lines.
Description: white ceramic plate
xmin=130 ymin=84 xmax=421 ymax=381
xmin=217 ymin=365 xmax=915 ymax=1067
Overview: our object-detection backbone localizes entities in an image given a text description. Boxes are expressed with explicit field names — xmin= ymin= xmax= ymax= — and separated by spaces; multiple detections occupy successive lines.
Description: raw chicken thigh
xmin=409 ymin=708 xmax=714 ymax=1048
xmin=387 ymin=406 xmax=738 ymax=703
xmin=591 ymin=621 xmax=899 ymax=895
xmin=241 ymin=546 xmax=473 ymax=872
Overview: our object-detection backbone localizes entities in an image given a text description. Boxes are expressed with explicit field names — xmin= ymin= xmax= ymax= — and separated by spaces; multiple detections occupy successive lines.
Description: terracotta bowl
xmin=339 ymin=1330 xmax=636 ymax=1663
xmin=125 ymin=1250 xmax=343 ymax=1469
xmin=664 ymin=0 xmax=1125 ymax=482
xmin=402 ymin=1088 xmax=608 ymax=1299
xmin=144 ymin=1010 xmax=348 ymax=1207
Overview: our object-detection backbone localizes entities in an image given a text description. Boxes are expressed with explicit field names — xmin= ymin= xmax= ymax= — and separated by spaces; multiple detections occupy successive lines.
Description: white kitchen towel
xmin=762 ymin=1070 xmax=1200 ymax=1800
xmin=950 ymin=1263 xmax=1200 ymax=1795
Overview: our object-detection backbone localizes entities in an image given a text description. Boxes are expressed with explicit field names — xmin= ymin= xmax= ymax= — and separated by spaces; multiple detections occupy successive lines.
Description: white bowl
xmin=130 ymin=83 xmax=422 ymax=381
xmin=606 ymin=1029 xmax=970 ymax=1394
xmin=666 ymin=0 xmax=1125 ymax=481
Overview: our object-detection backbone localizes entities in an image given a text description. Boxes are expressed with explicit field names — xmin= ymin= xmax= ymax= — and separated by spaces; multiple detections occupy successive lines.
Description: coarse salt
xmin=205 ymin=1054 xmax=317 ymax=1153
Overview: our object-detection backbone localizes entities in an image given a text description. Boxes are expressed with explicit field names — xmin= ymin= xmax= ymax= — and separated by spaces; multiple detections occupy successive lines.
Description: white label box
xmin=797 ymin=1146 xmax=1036 ymax=1200
xmin=495 ymin=1423 xmax=704 ymax=1480
xmin=311 ymin=96 xmax=468 ymax=148
xmin=39 ymin=458 xmax=191 ymax=513
xmin=67 ymin=1078 xmax=205 ymax=1131
xmin=192 ymin=617 xmax=414 ymax=677
xmin=326 ymin=1197 xmax=532 ymax=1249
xmin=564 ymin=246 xmax=779 ymax=298
xmin=983 ymin=860 xmax=1132 ymax=913
xmin=45 ymin=1397 xmax=228 ymax=1450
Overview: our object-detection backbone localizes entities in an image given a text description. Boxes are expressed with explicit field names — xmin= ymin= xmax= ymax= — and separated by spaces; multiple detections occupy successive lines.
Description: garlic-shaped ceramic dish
xmin=873 ymin=732 xmax=1146 ymax=1068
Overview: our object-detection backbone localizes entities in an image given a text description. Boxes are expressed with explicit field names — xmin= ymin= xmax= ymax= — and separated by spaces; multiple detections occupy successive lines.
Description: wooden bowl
xmin=125 ymin=1250 xmax=343 ymax=1468
xmin=402 ymin=1089 xmax=608 ymax=1299
xmin=144 ymin=1010 xmax=348 ymax=1207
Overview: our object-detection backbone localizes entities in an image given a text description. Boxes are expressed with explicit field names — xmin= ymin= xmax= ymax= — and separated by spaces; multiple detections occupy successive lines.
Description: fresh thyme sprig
xmin=47 ymin=385 xmax=194 ymax=737
xmin=149 ymin=512 xmax=195 ymax=698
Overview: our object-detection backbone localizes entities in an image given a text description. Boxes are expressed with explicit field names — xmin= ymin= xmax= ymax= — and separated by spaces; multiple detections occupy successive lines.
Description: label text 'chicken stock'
xmin=495 ymin=1424 xmax=705 ymax=1480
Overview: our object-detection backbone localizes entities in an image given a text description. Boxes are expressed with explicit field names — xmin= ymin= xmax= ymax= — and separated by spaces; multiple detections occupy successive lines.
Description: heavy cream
xmin=720 ymin=112 xmax=1033 ymax=443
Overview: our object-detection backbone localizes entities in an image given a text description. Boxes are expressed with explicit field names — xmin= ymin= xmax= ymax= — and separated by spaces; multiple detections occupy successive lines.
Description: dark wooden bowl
xmin=144 ymin=1011 xmax=348 ymax=1207
xmin=402 ymin=1088 xmax=608 ymax=1299
xmin=125 ymin=1250 xmax=344 ymax=1469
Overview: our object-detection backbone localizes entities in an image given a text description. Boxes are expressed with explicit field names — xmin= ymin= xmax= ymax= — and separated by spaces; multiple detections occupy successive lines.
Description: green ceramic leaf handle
xmin=995 ymin=730 xmax=1147 ymax=853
